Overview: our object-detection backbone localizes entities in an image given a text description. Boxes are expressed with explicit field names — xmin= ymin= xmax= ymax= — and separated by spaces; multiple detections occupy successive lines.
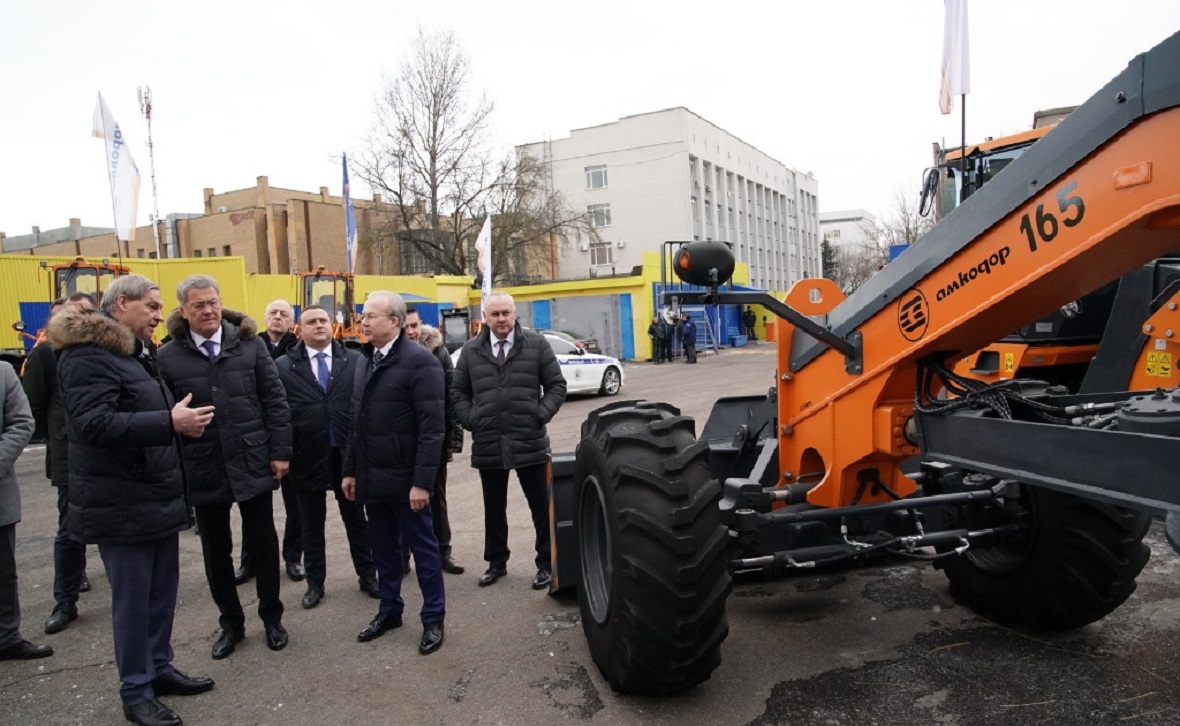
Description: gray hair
xmin=176 ymin=274 xmax=220 ymax=304
xmin=366 ymin=290 xmax=407 ymax=325
xmin=485 ymin=291 xmax=515 ymax=311
xmin=101 ymin=274 xmax=161 ymax=313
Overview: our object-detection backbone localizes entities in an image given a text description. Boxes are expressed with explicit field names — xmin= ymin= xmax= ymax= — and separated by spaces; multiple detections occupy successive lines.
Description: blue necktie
xmin=201 ymin=340 xmax=217 ymax=363
xmin=316 ymin=352 xmax=336 ymax=446
xmin=315 ymin=352 xmax=330 ymax=392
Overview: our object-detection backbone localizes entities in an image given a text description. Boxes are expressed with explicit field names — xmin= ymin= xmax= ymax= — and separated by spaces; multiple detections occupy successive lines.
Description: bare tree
xmin=830 ymin=189 xmax=932 ymax=294
xmin=352 ymin=28 xmax=590 ymax=282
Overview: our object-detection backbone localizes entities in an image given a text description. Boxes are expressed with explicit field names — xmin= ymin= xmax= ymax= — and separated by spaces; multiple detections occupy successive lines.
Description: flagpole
xmin=960 ymin=93 xmax=967 ymax=202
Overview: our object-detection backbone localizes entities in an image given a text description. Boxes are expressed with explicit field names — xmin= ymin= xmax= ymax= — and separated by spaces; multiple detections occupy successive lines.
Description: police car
xmin=451 ymin=333 xmax=624 ymax=396
xmin=544 ymin=333 xmax=623 ymax=396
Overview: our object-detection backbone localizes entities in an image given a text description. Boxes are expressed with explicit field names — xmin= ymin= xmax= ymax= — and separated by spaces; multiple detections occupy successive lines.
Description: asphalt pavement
xmin=1 ymin=343 xmax=1177 ymax=724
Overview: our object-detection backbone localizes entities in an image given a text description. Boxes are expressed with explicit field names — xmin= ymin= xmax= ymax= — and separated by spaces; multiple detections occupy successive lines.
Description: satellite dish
xmin=660 ymin=306 xmax=679 ymax=325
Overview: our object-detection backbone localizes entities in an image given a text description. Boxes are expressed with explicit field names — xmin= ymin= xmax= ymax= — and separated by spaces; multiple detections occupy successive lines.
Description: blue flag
xmin=343 ymin=153 xmax=357 ymax=274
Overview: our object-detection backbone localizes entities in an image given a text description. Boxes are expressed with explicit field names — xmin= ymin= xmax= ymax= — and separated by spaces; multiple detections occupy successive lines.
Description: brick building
xmin=2 ymin=177 xmax=414 ymax=275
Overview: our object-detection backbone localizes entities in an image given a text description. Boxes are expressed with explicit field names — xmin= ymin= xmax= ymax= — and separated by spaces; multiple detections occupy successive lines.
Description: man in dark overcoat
xmin=275 ymin=305 xmax=378 ymax=609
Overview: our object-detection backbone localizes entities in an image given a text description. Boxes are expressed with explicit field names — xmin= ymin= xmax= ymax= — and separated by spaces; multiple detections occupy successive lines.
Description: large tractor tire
xmin=937 ymin=485 xmax=1151 ymax=630
xmin=574 ymin=400 xmax=731 ymax=696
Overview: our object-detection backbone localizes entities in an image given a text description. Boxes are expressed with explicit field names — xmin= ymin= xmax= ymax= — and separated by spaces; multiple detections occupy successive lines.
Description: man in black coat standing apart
xmin=234 ymin=298 xmax=303 ymax=585
xmin=157 ymin=275 xmax=293 ymax=660
xmin=452 ymin=291 xmax=567 ymax=591
xmin=22 ymin=294 xmax=95 ymax=636
xmin=342 ymin=291 xmax=446 ymax=655
xmin=52 ymin=274 xmax=215 ymax=726
xmin=275 ymin=306 xmax=379 ymax=609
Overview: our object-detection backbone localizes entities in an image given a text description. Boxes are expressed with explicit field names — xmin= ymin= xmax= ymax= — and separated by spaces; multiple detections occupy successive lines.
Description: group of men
xmin=0 ymin=275 xmax=567 ymax=726
xmin=647 ymin=313 xmax=698 ymax=364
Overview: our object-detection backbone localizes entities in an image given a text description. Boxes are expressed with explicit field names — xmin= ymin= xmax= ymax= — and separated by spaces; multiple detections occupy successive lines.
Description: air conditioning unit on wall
xmin=616 ymin=240 xmax=626 ymax=248
xmin=578 ymin=243 xmax=589 ymax=252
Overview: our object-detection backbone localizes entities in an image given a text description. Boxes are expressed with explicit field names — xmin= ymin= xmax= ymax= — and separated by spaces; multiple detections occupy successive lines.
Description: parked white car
xmin=451 ymin=333 xmax=624 ymax=396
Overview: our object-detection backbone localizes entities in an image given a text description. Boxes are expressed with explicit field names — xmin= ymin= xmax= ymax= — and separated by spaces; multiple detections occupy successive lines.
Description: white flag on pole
xmin=475 ymin=215 xmax=492 ymax=309
xmin=939 ymin=0 xmax=971 ymax=115
xmin=92 ymin=93 xmax=141 ymax=242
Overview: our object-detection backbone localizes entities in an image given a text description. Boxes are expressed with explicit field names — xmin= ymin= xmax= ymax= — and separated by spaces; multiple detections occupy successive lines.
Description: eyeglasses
xmin=186 ymin=300 xmax=221 ymax=312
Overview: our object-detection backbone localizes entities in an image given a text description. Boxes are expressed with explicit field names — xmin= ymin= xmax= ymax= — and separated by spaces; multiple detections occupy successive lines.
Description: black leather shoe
xmin=419 ymin=622 xmax=444 ymax=655
xmin=478 ymin=566 xmax=507 ymax=587
xmin=358 ymin=573 xmax=380 ymax=598
xmin=301 ymin=586 xmax=324 ymax=609
xmin=441 ymin=555 xmax=465 ymax=575
xmin=531 ymin=568 xmax=553 ymax=591
xmin=79 ymin=572 xmax=91 ymax=593
xmin=151 ymin=669 xmax=215 ymax=697
xmin=265 ymin=623 xmax=288 ymax=651
xmin=44 ymin=602 xmax=78 ymax=634
xmin=0 ymin=639 xmax=54 ymax=660
xmin=122 ymin=697 xmax=181 ymax=726
xmin=357 ymin=612 xmax=402 ymax=642
xmin=210 ymin=628 xmax=243 ymax=660
xmin=285 ymin=562 xmax=306 ymax=582
xmin=233 ymin=565 xmax=253 ymax=586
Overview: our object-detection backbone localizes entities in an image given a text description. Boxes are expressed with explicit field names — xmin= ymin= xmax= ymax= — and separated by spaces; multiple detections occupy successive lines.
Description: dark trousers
xmin=240 ymin=476 xmax=302 ymax=570
xmin=745 ymin=323 xmax=757 ymax=340
xmin=295 ymin=449 xmax=374 ymax=587
xmin=684 ymin=343 xmax=697 ymax=363
xmin=98 ymin=534 xmax=179 ymax=705
xmin=366 ymin=501 xmax=445 ymax=625
xmin=404 ymin=452 xmax=454 ymax=564
xmin=0 ymin=524 xmax=22 ymax=650
xmin=479 ymin=462 xmax=550 ymax=570
xmin=194 ymin=493 xmax=283 ymax=632
xmin=53 ymin=487 xmax=87 ymax=606
xmin=658 ymin=339 xmax=673 ymax=363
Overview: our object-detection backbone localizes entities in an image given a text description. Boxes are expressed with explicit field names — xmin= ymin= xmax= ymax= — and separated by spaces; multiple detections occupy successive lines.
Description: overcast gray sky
xmin=2 ymin=0 xmax=1177 ymax=239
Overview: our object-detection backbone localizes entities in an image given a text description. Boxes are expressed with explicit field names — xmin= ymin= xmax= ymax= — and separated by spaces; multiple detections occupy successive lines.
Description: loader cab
xmin=301 ymin=268 xmax=353 ymax=327
xmin=299 ymin=266 xmax=364 ymax=347
xmin=45 ymin=257 xmax=130 ymax=304
xmin=925 ymin=125 xmax=1056 ymax=222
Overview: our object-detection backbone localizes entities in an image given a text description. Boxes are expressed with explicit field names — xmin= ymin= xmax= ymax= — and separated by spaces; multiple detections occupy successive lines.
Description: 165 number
xmin=1019 ymin=180 xmax=1085 ymax=252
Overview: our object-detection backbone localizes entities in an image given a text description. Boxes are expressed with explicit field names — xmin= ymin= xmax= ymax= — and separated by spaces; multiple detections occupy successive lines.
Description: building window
xmin=400 ymin=241 xmax=432 ymax=275
xmin=590 ymin=239 xmax=614 ymax=266
xmin=223 ymin=245 xmax=232 ymax=256
xmin=194 ymin=249 xmax=203 ymax=258
xmin=588 ymin=203 xmax=611 ymax=228
xmin=585 ymin=165 xmax=608 ymax=189
xmin=136 ymin=249 xmax=145 ymax=258
xmin=208 ymin=247 xmax=216 ymax=257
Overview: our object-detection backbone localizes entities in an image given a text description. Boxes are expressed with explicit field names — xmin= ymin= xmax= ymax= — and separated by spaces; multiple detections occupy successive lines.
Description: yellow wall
xmin=1 ymin=251 xmax=755 ymax=361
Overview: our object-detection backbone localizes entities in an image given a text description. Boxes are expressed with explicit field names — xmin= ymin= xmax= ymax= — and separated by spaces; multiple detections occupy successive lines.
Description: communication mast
xmin=137 ymin=86 xmax=163 ymax=259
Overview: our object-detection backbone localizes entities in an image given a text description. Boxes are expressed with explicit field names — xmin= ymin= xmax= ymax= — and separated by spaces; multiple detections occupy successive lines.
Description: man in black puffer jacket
xmin=157 ymin=275 xmax=293 ymax=661
xmin=52 ymin=274 xmax=215 ymax=726
xmin=452 ymin=291 xmax=567 ymax=591
xmin=275 ymin=305 xmax=378 ymax=609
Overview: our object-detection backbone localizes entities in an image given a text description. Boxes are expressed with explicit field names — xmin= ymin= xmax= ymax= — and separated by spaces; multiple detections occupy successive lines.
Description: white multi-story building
xmin=819 ymin=209 xmax=877 ymax=251
xmin=518 ymin=107 xmax=820 ymax=290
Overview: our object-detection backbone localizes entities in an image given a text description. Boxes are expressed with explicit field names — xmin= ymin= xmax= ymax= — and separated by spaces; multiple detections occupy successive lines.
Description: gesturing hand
xmin=171 ymin=393 xmax=214 ymax=438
